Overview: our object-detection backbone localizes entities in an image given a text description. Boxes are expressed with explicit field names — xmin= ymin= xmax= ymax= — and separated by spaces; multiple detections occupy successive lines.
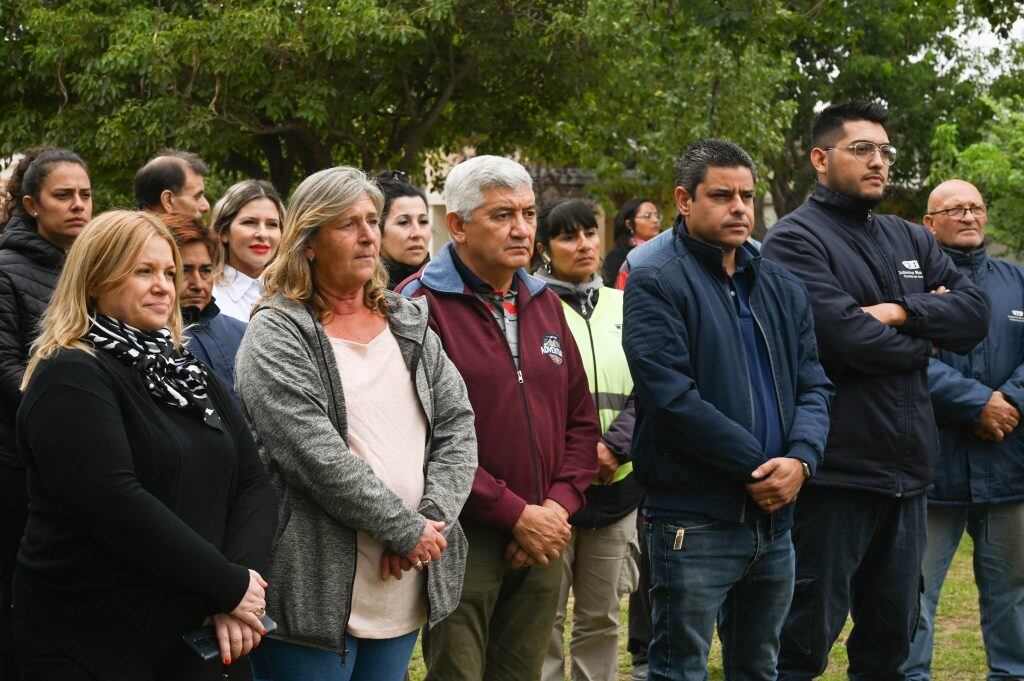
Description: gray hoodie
xmin=235 ymin=291 xmax=477 ymax=654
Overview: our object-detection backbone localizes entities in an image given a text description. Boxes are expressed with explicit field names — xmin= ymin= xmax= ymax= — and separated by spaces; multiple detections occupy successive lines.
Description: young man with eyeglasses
xmin=761 ymin=101 xmax=990 ymax=680
xmin=900 ymin=179 xmax=1024 ymax=680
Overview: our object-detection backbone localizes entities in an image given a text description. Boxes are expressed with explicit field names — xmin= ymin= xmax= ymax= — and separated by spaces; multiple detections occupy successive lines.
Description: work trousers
xmin=543 ymin=511 xmax=639 ymax=681
xmin=422 ymin=529 xmax=562 ymax=681
xmin=777 ymin=486 xmax=927 ymax=681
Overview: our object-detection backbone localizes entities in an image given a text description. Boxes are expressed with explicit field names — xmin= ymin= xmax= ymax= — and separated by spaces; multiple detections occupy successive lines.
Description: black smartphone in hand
xmin=182 ymin=615 xmax=278 ymax=661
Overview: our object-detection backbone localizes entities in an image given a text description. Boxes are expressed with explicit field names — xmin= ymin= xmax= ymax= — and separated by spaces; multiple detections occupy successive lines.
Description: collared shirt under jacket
xmin=398 ymin=243 xmax=601 ymax=533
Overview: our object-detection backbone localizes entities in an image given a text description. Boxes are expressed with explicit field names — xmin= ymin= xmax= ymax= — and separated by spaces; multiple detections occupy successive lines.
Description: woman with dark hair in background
xmin=211 ymin=180 xmax=286 ymax=323
xmin=601 ymin=198 xmax=661 ymax=286
xmin=374 ymin=172 xmax=431 ymax=289
xmin=0 ymin=147 xmax=92 ymax=678
xmin=534 ymin=199 xmax=644 ymax=681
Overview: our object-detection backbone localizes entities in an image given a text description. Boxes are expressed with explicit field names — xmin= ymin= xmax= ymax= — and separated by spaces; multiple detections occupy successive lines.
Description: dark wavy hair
xmin=374 ymin=171 xmax=428 ymax=231
xmin=2 ymin=147 xmax=89 ymax=231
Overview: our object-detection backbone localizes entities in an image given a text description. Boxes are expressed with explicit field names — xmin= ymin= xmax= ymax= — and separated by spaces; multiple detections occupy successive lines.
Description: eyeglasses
xmin=826 ymin=142 xmax=898 ymax=166
xmin=637 ymin=211 xmax=662 ymax=221
xmin=927 ymin=204 xmax=987 ymax=220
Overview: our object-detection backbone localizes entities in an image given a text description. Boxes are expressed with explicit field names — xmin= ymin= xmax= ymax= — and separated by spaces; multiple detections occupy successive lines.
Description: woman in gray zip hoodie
xmin=236 ymin=167 xmax=477 ymax=681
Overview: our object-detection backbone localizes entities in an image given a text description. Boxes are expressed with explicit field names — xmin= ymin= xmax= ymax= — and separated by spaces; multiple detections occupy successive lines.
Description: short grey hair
xmin=443 ymin=155 xmax=533 ymax=220
xmin=674 ymin=139 xmax=757 ymax=197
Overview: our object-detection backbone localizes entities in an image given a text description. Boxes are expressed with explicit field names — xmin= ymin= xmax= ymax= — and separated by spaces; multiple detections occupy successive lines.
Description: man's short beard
xmin=827 ymin=167 xmax=886 ymax=208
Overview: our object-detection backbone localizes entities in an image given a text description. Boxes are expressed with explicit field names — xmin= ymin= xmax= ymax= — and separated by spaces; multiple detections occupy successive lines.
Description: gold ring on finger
xmin=766 ymin=498 xmax=773 ymax=505
xmin=254 ymin=606 xmax=266 ymax=617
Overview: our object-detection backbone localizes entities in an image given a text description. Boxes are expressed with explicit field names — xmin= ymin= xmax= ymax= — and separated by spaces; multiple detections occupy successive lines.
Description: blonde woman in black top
xmin=14 ymin=211 xmax=276 ymax=680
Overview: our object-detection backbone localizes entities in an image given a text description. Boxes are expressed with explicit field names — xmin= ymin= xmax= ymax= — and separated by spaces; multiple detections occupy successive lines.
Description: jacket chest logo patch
xmin=1009 ymin=310 xmax=1024 ymax=323
xmin=898 ymin=258 xmax=923 ymax=280
xmin=541 ymin=333 xmax=564 ymax=365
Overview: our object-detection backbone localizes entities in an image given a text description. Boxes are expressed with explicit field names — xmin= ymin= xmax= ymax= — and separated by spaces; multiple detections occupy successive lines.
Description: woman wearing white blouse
xmin=211 ymin=180 xmax=286 ymax=323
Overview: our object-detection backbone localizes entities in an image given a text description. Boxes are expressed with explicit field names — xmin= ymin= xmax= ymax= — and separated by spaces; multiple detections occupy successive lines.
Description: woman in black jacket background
xmin=601 ymin=197 xmax=661 ymax=287
xmin=0 ymin=147 xmax=91 ymax=679
xmin=374 ymin=172 xmax=432 ymax=289
xmin=14 ymin=210 xmax=276 ymax=680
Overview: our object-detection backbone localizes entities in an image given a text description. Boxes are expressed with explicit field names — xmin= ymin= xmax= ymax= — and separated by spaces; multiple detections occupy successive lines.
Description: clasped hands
xmin=974 ymin=390 xmax=1020 ymax=442
xmin=204 ymin=568 xmax=268 ymax=666
xmin=379 ymin=517 xmax=448 ymax=581
xmin=504 ymin=499 xmax=571 ymax=569
xmin=745 ymin=457 xmax=807 ymax=513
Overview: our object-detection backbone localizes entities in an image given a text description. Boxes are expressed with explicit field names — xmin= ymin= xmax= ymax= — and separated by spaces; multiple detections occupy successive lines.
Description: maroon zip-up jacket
xmin=399 ymin=244 xmax=600 ymax=532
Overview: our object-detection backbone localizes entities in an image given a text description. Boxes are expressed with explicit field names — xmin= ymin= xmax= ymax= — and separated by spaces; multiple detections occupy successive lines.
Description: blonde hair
xmin=262 ymin=167 xmax=389 ymax=321
xmin=211 ymin=179 xmax=286 ymax=284
xmin=22 ymin=210 xmax=184 ymax=389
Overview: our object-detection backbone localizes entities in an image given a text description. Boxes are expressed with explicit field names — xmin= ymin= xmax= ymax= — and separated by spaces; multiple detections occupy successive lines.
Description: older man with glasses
xmin=762 ymin=101 xmax=990 ymax=680
xmin=900 ymin=179 xmax=1024 ymax=681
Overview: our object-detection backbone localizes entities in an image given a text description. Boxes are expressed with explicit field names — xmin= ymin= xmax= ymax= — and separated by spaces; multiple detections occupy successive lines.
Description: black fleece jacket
xmin=0 ymin=215 xmax=66 ymax=469
xmin=762 ymin=184 xmax=990 ymax=496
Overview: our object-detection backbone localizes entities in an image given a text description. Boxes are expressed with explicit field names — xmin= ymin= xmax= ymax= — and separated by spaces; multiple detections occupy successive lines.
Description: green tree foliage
xmin=524 ymin=0 xmax=797 ymax=223
xmin=1 ymin=0 xmax=1020 ymax=217
xmin=931 ymin=98 xmax=1024 ymax=252
xmin=763 ymin=0 xmax=1021 ymax=218
xmin=0 ymin=0 xmax=600 ymax=204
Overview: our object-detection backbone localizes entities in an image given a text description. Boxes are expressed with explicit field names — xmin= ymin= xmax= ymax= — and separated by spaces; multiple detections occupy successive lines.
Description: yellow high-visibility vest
xmin=559 ymin=287 xmax=635 ymax=485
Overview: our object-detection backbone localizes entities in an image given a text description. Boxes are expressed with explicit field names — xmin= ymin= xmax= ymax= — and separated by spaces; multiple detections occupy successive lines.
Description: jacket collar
xmin=940 ymin=243 xmax=988 ymax=268
xmin=676 ymin=221 xmax=762 ymax=279
xmin=808 ymin=183 xmax=879 ymax=222
xmin=0 ymin=214 xmax=66 ymax=268
xmin=420 ymin=242 xmax=547 ymax=299
xmin=182 ymin=299 xmax=224 ymax=325
xmin=384 ymin=253 xmax=428 ymax=288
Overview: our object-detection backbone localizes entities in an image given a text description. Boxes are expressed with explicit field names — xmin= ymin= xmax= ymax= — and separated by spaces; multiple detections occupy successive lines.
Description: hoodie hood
xmin=532 ymin=268 xmax=603 ymax=317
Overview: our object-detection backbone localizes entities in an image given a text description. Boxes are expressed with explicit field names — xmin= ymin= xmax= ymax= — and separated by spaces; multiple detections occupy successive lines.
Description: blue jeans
xmin=249 ymin=629 xmax=419 ymax=681
xmin=903 ymin=502 xmax=1024 ymax=680
xmin=646 ymin=513 xmax=795 ymax=681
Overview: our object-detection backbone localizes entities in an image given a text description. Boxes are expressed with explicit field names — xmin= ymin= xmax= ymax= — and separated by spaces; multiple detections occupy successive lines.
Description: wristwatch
xmin=800 ymin=461 xmax=812 ymax=480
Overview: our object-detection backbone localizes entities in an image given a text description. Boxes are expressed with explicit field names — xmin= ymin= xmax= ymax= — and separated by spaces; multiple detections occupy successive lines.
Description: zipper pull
xmin=517 ymin=370 xmax=524 ymax=384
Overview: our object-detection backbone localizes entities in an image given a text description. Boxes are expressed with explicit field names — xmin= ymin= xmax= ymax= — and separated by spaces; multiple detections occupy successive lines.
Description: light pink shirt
xmin=331 ymin=326 xmax=428 ymax=638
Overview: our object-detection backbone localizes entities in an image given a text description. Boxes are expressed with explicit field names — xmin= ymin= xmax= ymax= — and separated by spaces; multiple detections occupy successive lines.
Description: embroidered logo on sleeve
xmin=1008 ymin=310 xmax=1024 ymax=323
xmin=541 ymin=333 xmax=564 ymax=365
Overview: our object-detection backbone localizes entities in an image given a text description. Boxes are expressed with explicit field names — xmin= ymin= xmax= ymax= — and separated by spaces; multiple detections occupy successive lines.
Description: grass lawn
xmin=408 ymin=532 xmax=985 ymax=680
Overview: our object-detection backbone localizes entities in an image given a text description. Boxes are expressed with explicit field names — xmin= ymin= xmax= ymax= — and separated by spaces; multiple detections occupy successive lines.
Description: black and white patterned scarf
xmin=86 ymin=314 xmax=223 ymax=430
